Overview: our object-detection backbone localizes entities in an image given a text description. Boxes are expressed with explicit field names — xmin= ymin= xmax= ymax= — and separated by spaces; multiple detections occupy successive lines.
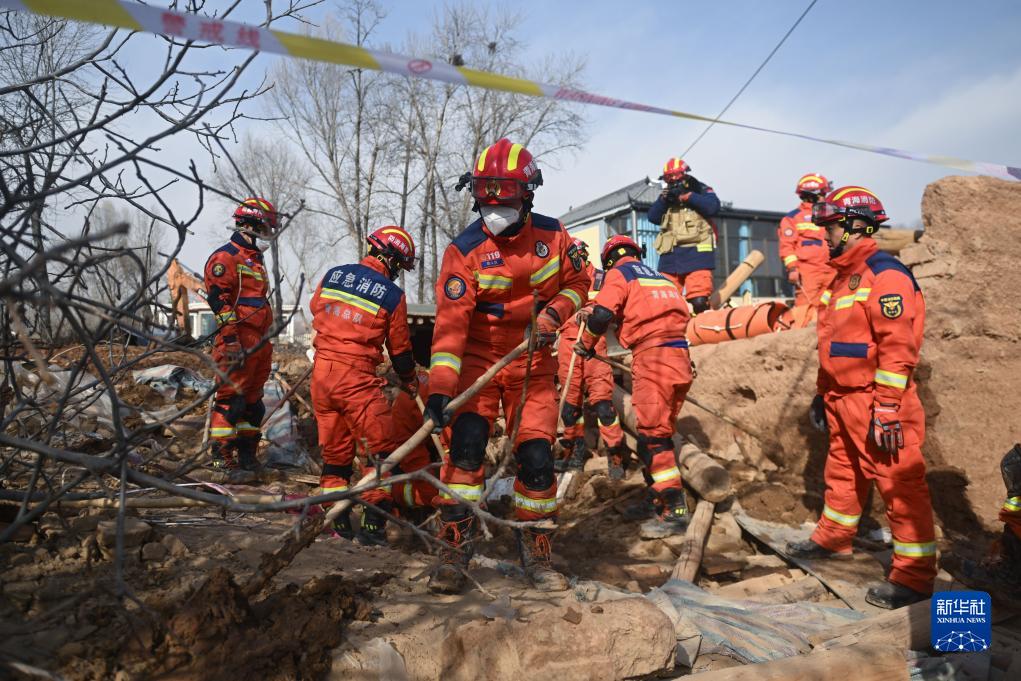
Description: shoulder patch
xmin=452 ymin=219 xmax=488 ymax=256
xmin=530 ymin=213 xmax=563 ymax=232
xmin=879 ymin=293 xmax=904 ymax=319
xmin=866 ymin=251 xmax=921 ymax=292
xmin=535 ymin=240 xmax=550 ymax=258
xmin=783 ymin=227 xmax=794 ymax=237
xmin=211 ymin=262 xmax=226 ymax=277
xmin=444 ymin=275 xmax=467 ymax=300
xmin=567 ymin=243 xmax=584 ymax=272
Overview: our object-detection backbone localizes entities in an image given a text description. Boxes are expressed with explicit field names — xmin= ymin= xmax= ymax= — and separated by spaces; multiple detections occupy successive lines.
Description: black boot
xmin=640 ymin=487 xmax=690 ymax=539
xmin=209 ymin=440 xmax=236 ymax=471
xmin=566 ymin=437 xmax=588 ymax=471
xmin=355 ymin=501 xmax=391 ymax=547
xmin=228 ymin=436 xmax=262 ymax=483
xmin=688 ymin=296 xmax=710 ymax=314
xmin=554 ymin=439 xmax=573 ymax=473
xmin=331 ymin=508 xmax=354 ymax=540
xmin=865 ymin=580 xmax=929 ymax=609
xmin=959 ymin=528 xmax=1021 ymax=603
xmin=785 ymin=538 xmax=850 ymax=560
xmin=428 ymin=505 xmax=475 ymax=594
xmin=518 ymin=527 xmax=568 ymax=592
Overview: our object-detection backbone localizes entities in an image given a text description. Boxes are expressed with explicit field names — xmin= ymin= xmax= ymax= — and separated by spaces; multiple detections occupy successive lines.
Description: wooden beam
xmin=671 ymin=499 xmax=716 ymax=582
xmin=686 ymin=644 xmax=907 ymax=681
xmin=809 ymin=599 xmax=931 ymax=651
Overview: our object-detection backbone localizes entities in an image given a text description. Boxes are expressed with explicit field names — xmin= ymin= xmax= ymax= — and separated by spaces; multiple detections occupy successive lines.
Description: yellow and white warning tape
xmin=3 ymin=0 xmax=1018 ymax=182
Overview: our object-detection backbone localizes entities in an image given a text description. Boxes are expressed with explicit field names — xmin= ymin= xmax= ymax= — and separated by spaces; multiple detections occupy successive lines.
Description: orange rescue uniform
xmin=390 ymin=371 xmax=440 ymax=512
xmin=204 ymin=232 xmax=274 ymax=458
xmin=779 ymin=202 xmax=835 ymax=310
xmin=310 ymin=256 xmax=414 ymax=505
xmin=557 ymin=264 xmax=624 ymax=450
xmin=580 ymin=256 xmax=692 ymax=495
xmin=810 ymin=238 xmax=936 ymax=595
xmin=430 ymin=213 xmax=589 ymax=521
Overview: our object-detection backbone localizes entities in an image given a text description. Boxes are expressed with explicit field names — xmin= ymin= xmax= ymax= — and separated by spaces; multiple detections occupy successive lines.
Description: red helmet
xmin=795 ymin=173 xmax=832 ymax=197
xmin=367 ymin=226 xmax=416 ymax=272
xmin=661 ymin=157 xmax=690 ymax=182
xmin=601 ymin=235 xmax=642 ymax=269
xmin=233 ymin=197 xmax=277 ymax=235
xmin=571 ymin=237 xmax=589 ymax=259
xmin=469 ymin=138 xmax=543 ymax=206
xmin=812 ymin=185 xmax=889 ymax=234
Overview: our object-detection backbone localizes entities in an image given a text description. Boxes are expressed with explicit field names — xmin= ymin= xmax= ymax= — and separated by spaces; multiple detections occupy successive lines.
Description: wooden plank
xmin=809 ymin=599 xmax=931 ymax=651
xmin=686 ymin=644 xmax=907 ymax=681
xmin=715 ymin=571 xmax=802 ymax=599
xmin=746 ymin=576 xmax=830 ymax=605
xmin=701 ymin=554 xmax=748 ymax=576
xmin=671 ymin=499 xmax=716 ymax=581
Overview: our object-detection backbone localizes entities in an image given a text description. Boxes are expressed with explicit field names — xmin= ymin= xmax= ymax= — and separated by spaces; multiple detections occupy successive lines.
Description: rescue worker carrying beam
xmin=786 ymin=185 xmax=937 ymax=610
xmin=779 ymin=173 xmax=836 ymax=312
xmin=556 ymin=238 xmax=626 ymax=477
xmin=309 ymin=226 xmax=418 ymax=545
xmin=575 ymin=235 xmax=694 ymax=537
xmin=424 ymin=138 xmax=589 ymax=594
xmin=647 ymin=158 xmax=721 ymax=314
xmin=204 ymin=198 xmax=277 ymax=482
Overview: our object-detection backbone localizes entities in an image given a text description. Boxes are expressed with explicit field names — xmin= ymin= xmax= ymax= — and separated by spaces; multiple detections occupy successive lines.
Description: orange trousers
xmin=556 ymin=334 xmax=623 ymax=449
xmin=663 ymin=269 xmax=713 ymax=302
xmin=209 ymin=325 xmax=272 ymax=448
xmin=631 ymin=346 xmax=692 ymax=493
xmin=793 ymin=261 xmax=835 ymax=309
xmin=311 ymin=358 xmax=397 ymax=505
xmin=439 ymin=349 xmax=558 ymax=521
xmin=389 ymin=389 xmax=438 ymax=512
xmin=810 ymin=387 xmax=937 ymax=594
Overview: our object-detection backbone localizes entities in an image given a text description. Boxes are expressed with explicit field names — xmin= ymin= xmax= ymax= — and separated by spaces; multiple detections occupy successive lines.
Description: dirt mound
xmin=686 ymin=175 xmax=1021 ymax=533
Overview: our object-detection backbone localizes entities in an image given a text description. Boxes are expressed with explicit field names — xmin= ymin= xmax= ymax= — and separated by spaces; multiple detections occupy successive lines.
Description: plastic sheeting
xmin=132 ymin=364 xmax=214 ymax=399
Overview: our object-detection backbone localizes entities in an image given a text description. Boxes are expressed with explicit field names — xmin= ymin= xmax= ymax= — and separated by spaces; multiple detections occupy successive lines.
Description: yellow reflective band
xmin=651 ymin=467 xmax=681 ymax=483
xmin=801 ymin=175 xmax=824 ymax=184
xmin=820 ymin=290 xmax=832 ymax=305
xmin=514 ymin=492 xmax=558 ymax=514
xmin=875 ymin=369 xmax=909 ymax=390
xmin=476 ymin=145 xmax=490 ymax=172
xmin=833 ymin=294 xmax=857 ymax=310
xmin=588 ymin=289 xmax=599 ymax=300
xmin=1002 ymin=497 xmax=1021 ymax=512
xmin=236 ymin=421 xmax=259 ymax=433
xmin=430 ymin=352 xmax=462 ymax=374
xmin=236 ymin=264 xmax=265 ymax=280
xmin=440 ymin=483 xmax=483 ymax=502
xmin=320 ymin=486 xmax=349 ymax=494
xmin=404 ymin=483 xmax=415 ymax=508
xmin=833 ymin=186 xmax=880 ymax=202
xmin=530 ymin=256 xmax=561 ymax=286
xmin=637 ymin=277 xmax=676 ymax=288
xmin=457 ymin=66 xmax=544 ymax=97
xmin=210 ymin=427 xmax=236 ymax=438
xmin=796 ymin=222 xmax=821 ymax=231
xmin=556 ymin=288 xmax=583 ymax=310
xmin=274 ymin=31 xmax=380 ymax=68
xmin=216 ymin=311 xmax=237 ymax=323
xmin=318 ymin=288 xmax=381 ymax=315
xmin=476 ymin=272 xmax=513 ymax=289
xmin=854 ymin=287 xmax=872 ymax=302
xmin=507 ymin=143 xmax=524 ymax=171
xmin=696 ymin=243 xmax=714 ymax=252
xmin=783 ymin=254 xmax=798 ymax=266
xmin=893 ymin=540 xmax=937 ymax=558
xmin=823 ymin=505 xmax=861 ymax=527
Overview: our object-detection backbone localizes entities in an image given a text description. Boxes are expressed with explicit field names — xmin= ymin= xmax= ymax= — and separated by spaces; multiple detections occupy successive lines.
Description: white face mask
xmin=481 ymin=205 xmax=521 ymax=235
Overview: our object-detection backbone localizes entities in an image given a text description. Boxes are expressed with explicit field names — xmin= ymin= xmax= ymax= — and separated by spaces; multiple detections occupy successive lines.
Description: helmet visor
xmin=811 ymin=201 xmax=845 ymax=226
xmin=471 ymin=176 xmax=527 ymax=203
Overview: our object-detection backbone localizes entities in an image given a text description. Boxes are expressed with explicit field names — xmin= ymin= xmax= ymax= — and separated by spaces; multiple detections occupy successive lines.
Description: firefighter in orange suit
xmin=204 ymin=198 xmax=276 ymax=482
xmin=310 ymin=226 xmax=418 ymax=545
xmin=779 ymin=173 xmax=836 ymax=312
xmin=785 ymin=186 xmax=937 ymax=610
xmin=423 ymin=139 xmax=589 ymax=593
xmin=556 ymin=238 xmax=626 ymax=477
xmin=575 ymin=235 xmax=694 ymax=537
xmin=389 ymin=368 xmax=440 ymax=516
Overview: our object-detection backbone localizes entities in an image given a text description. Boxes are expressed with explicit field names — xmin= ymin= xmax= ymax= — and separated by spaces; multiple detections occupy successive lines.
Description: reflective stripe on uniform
xmin=696 ymin=243 xmax=714 ymax=252
xmin=319 ymin=485 xmax=349 ymax=495
xmin=236 ymin=421 xmax=259 ymax=433
xmin=651 ymin=467 xmax=681 ymax=484
xmin=236 ymin=264 xmax=265 ymax=280
xmin=820 ymin=290 xmax=832 ymax=305
xmin=216 ymin=310 xmax=237 ymax=323
xmin=637 ymin=277 xmax=676 ymax=288
xmin=823 ymin=504 xmax=861 ymax=527
xmin=477 ymin=272 xmax=513 ymax=289
xmin=834 ymin=293 xmax=856 ymax=310
xmin=530 ymin=256 xmax=561 ymax=286
xmin=514 ymin=492 xmax=558 ymax=514
xmin=440 ymin=483 xmax=483 ymax=503
xmin=783 ymin=254 xmax=798 ymax=266
xmin=404 ymin=483 xmax=415 ymax=508
xmin=430 ymin=352 xmax=462 ymax=374
xmin=1003 ymin=496 xmax=1021 ymax=512
xmin=854 ymin=287 xmax=872 ymax=303
xmin=893 ymin=540 xmax=937 ymax=558
xmin=556 ymin=288 xmax=583 ymax=309
xmin=210 ymin=426 xmax=236 ymax=438
xmin=796 ymin=222 xmax=822 ymax=232
xmin=318 ymin=288 xmax=381 ymax=315
xmin=875 ymin=369 xmax=909 ymax=390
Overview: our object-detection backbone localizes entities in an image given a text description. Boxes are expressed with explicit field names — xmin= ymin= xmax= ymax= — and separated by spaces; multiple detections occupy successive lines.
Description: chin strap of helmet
xmin=829 ymin=217 xmax=875 ymax=258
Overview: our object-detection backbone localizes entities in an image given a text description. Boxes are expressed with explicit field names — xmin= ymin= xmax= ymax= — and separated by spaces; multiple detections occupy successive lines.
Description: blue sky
xmin=93 ymin=0 xmax=1021 ymax=273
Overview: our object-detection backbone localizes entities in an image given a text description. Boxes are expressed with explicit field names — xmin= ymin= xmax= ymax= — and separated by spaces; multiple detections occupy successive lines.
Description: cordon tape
xmin=3 ymin=0 xmax=1018 ymax=181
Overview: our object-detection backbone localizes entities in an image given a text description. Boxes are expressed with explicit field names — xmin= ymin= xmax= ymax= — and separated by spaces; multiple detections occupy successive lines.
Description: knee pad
xmin=449 ymin=412 xmax=489 ymax=472
xmin=215 ymin=395 xmax=246 ymax=425
xmin=244 ymin=399 xmax=266 ymax=428
xmin=1002 ymin=443 xmax=1021 ymax=498
xmin=637 ymin=436 xmax=672 ymax=467
xmin=688 ymin=296 xmax=710 ymax=314
xmin=594 ymin=400 xmax=617 ymax=427
xmin=516 ymin=438 xmax=554 ymax=490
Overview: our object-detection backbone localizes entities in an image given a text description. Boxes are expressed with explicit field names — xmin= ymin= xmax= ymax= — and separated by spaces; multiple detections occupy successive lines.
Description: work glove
xmin=787 ymin=268 xmax=801 ymax=286
xmin=573 ymin=337 xmax=595 ymax=359
xmin=423 ymin=393 xmax=452 ymax=433
xmin=561 ymin=402 xmax=583 ymax=426
xmin=575 ymin=306 xmax=592 ymax=327
xmin=535 ymin=308 xmax=561 ymax=348
xmin=398 ymin=372 xmax=419 ymax=397
xmin=221 ymin=334 xmax=244 ymax=364
xmin=809 ymin=394 xmax=827 ymax=433
xmin=871 ymin=402 xmax=904 ymax=453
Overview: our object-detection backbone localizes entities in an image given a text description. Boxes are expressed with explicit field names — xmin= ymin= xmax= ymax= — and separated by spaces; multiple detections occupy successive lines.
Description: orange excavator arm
xmin=167 ymin=258 xmax=207 ymax=336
